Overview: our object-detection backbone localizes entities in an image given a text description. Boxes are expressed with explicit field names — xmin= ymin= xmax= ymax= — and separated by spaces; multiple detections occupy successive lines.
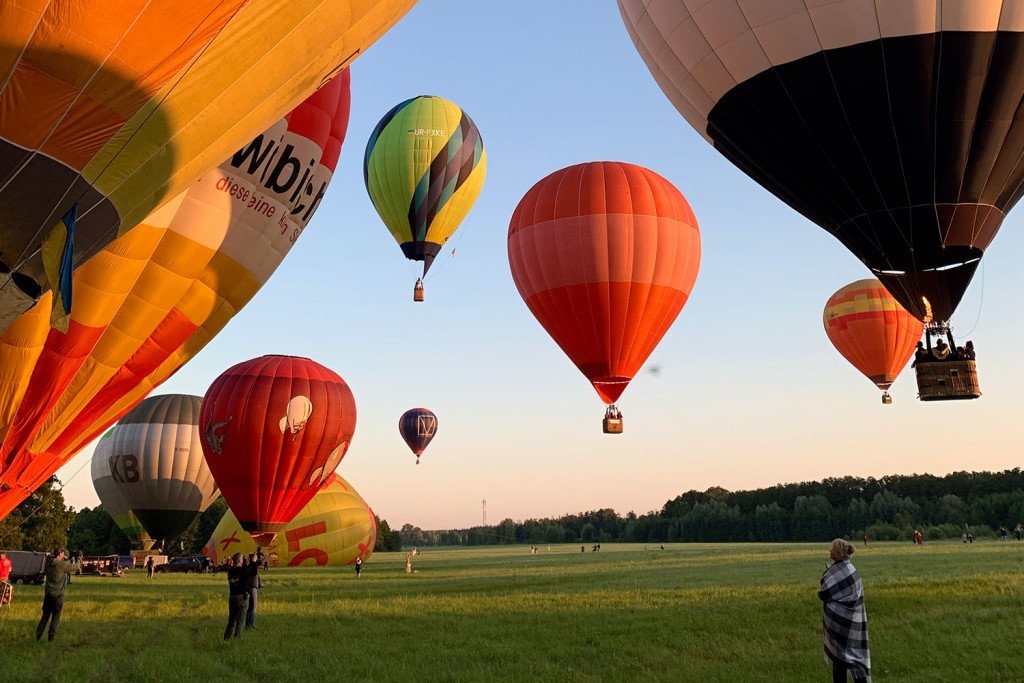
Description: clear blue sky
xmin=59 ymin=1 xmax=1024 ymax=529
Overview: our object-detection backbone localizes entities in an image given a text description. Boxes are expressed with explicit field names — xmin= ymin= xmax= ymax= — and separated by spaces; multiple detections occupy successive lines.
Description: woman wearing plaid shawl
xmin=819 ymin=539 xmax=871 ymax=682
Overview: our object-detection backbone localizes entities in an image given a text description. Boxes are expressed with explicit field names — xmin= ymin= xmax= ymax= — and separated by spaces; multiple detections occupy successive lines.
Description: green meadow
xmin=2 ymin=542 xmax=1022 ymax=681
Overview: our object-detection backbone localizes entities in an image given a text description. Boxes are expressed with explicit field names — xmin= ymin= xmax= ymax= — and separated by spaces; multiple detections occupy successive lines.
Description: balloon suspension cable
xmin=422 ymin=209 xmax=476 ymax=284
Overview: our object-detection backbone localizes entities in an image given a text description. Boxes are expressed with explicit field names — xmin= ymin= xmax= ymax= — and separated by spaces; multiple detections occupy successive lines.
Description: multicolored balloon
xmin=824 ymin=279 xmax=924 ymax=404
xmin=618 ymin=0 xmax=1023 ymax=323
xmin=102 ymin=395 xmax=218 ymax=542
xmin=0 ymin=73 xmax=351 ymax=520
xmin=507 ymin=161 xmax=700 ymax=423
xmin=399 ymin=408 xmax=438 ymax=465
xmin=203 ymin=473 xmax=376 ymax=568
xmin=200 ymin=355 xmax=357 ymax=546
xmin=90 ymin=431 xmax=153 ymax=551
xmin=0 ymin=0 xmax=417 ymax=330
xmin=364 ymin=95 xmax=486 ymax=299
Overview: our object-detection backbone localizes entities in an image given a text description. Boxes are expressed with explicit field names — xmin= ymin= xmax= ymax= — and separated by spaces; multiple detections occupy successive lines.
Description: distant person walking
xmin=862 ymin=534 xmax=868 ymax=547
xmin=146 ymin=556 xmax=155 ymax=579
xmin=36 ymin=548 xmax=80 ymax=642
xmin=355 ymin=557 xmax=362 ymax=577
xmin=819 ymin=539 xmax=871 ymax=682
xmin=245 ymin=554 xmax=261 ymax=630
xmin=224 ymin=553 xmax=249 ymax=640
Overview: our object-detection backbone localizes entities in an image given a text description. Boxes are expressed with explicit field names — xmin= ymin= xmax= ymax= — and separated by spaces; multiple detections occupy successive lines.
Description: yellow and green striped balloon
xmin=363 ymin=95 xmax=486 ymax=276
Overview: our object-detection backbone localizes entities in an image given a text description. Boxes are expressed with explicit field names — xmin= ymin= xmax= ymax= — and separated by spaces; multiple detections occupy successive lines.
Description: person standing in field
xmin=146 ymin=556 xmax=155 ymax=579
xmin=0 ymin=551 xmax=12 ymax=606
xmin=819 ymin=539 xmax=871 ymax=682
xmin=224 ymin=553 xmax=249 ymax=640
xmin=862 ymin=534 xmax=868 ymax=547
xmin=245 ymin=553 xmax=261 ymax=630
xmin=35 ymin=548 xmax=80 ymax=642
xmin=355 ymin=557 xmax=362 ymax=577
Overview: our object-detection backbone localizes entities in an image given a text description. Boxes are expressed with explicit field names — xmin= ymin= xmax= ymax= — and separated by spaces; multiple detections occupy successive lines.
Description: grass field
xmin=1 ymin=541 xmax=1022 ymax=681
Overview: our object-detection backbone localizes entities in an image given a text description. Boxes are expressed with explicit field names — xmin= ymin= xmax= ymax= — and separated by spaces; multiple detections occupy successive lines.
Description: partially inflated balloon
xmin=90 ymin=431 xmax=153 ymax=551
xmin=0 ymin=0 xmax=417 ymax=329
xmin=618 ymin=1 xmax=1023 ymax=322
xmin=364 ymin=95 xmax=486 ymax=289
xmin=399 ymin=408 xmax=437 ymax=465
xmin=200 ymin=356 xmax=357 ymax=545
xmin=203 ymin=473 xmax=375 ymax=568
xmin=103 ymin=395 xmax=218 ymax=542
xmin=0 ymin=73 xmax=351 ymax=520
xmin=824 ymin=279 xmax=924 ymax=400
xmin=508 ymin=162 xmax=700 ymax=407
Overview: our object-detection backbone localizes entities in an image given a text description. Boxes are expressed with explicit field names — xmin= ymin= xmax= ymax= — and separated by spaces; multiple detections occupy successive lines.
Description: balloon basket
xmin=602 ymin=417 xmax=623 ymax=434
xmin=915 ymin=360 xmax=981 ymax=401
xmin=413 ymin=279 xmax=424 ymax=302
xmin=881 ymin=392 xmax=892 ymax=405
xmin=416 ymin=457 xmax=420 ymax=465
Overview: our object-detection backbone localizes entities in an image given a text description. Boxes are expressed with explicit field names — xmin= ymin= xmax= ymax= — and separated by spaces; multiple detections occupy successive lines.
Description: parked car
xmin=154 ymin=556 xmax=208 ymax=573
xmin=117 ymin=555 xmax=136 ymax=571
xmin=2 ymin=550 xmax=48 ymax=584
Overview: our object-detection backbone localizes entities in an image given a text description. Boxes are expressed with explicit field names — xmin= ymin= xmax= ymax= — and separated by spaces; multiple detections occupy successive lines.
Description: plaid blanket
xmin=819 ymin=559 xmax=871 ymax=681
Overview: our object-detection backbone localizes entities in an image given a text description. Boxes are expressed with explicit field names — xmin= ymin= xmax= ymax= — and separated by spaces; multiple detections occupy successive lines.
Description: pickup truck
xmin=2 ymin=550 xmax=48 ymax=584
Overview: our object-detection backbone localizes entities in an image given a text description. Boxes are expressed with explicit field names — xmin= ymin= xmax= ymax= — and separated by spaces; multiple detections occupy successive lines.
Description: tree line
xmin=396 ymin=469 xmax=1024 ymax=547
xmin=4 ymin=469 xmax=1023 ymax=553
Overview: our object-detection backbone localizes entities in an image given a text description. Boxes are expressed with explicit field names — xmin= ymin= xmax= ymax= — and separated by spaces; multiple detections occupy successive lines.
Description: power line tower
xmin=482 ymin=499 xmax=487 ymax=526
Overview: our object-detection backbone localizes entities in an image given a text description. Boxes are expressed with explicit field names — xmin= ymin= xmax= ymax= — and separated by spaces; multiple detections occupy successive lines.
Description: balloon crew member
xmin=146 ymin=556 xmax=154 ymax=579
xmin=819 ymin=539 xmax=871 ymax=682
xmin=36 ymin=548 xmax=81 ymax=641
xmin=355 ymin=557 xmax=362 ymax=577
xmin=245 ymin=553 xmax=261 ymax=630
xmin=224 ymin=553 xmax=249 ymax=640
xmin=0 ymin=551 xmax=12 ymax=605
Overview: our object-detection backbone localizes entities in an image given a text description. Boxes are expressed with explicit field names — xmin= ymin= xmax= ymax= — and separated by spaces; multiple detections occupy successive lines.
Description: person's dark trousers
xmin=224 ymin=594 xmax=247 ymax=640
xmin=36 ymin=593 xmax=64 ymax=641
xmin=246 ymin=588 xmax=258 ymax=628
xmin=832 ymin=660 xmax=867 ymax=683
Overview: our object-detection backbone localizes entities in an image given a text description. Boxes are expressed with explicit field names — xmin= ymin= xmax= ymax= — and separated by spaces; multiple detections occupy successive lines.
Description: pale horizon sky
xmin=57 ymin=1 xmax=1024 ymax=530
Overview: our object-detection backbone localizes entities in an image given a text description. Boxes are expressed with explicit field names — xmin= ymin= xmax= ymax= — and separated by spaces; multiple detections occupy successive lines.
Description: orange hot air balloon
xmin=823 ymin=279 xmax=924 ymax=404
xmin=0 ymin=0 xmax=417 ymax=331
xmin=507 ymin=161 xmax=701 ymax=432
xmin=0 ymin=73 xmax=350 ymax=520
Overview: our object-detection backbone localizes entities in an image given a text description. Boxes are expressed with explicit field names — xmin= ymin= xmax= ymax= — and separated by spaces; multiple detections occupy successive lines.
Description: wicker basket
xmin=915 ymin=360 xmax=981 ymax=401
xmin=602 ymin=417 xmax=623 ymax=434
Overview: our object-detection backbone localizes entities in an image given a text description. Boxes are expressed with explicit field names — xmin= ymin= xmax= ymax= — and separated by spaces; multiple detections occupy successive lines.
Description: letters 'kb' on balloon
xmin=0 ymin=72 xmax=351 ymax=522
xmin=823 ymin=279 xmax=924 ymax=400
xmin=203 ymin=473 xmax=376 ymax=568
xmin=200 ymin=355 xmax=357 ymax=546
xmin=103 ymin=394 xmax=219 ymax=543
xmin=90 ymin=430 xmax=153 ymax=551
xmin=399 ymin=408 xmax=437 ymax=464
xmin=618 ymin=1 xmax=1024 ymax=322
xmin=507 ymin=161 xmax=700 ymax=406
xmin=0 ymin=0 xmax=417 ymax=330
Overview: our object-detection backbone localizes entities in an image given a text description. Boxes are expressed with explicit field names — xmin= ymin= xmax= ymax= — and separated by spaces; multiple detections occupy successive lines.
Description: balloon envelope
xmin=823 ymin=279 xmax=924 ymax=392
xmin=399 ymin=408 xmax=438 ymax=463
xmin=203 ymin=473 xmax=376 ymax=568
xmin=618 ymin=0 xmax=1022 ymax=322
xmin=104 ymin=395 xmax=218 ymax=541
xmin=0 ymin=73 xmax=351 ymax=520
xmin=0 ymin=0 xmax=416 ymax=329
xmin=200 ymin=356 xmax=357 ymax=544
xmin=507 ymin=161 xmax=700 ymax=404
xmin=90 ymin=431 xmax=153 ymax=551
xmin=364 ymin=95 xmax=486 ymax=275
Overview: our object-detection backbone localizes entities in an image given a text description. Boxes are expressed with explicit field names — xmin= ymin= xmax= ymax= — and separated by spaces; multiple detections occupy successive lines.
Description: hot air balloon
xmin=364 ymin=95 xmax=486 ymax=301
xmin=0 ymin=0 xmax=416 ymax=331
xmin=203 ymin=473 xmax=375 ymax=568
xmin=200 ymin=356 xmax=357 ymax=546
xmin=90 ymin=431 xmax=153 ymax=551
xmin=399 ymin=408 xmax=437 ymax=465
xmin=102 ymin=395 xmax=218 ymax=545
xmin=618 ymin=1 xmax=1018 ymax=330
xmin=823 ymin=280 xmax=925 ymax=404
xmin=0 ymin=73 xmax=351 ymax=520
xmin=507 ymin=162 xmax=701 ymax=432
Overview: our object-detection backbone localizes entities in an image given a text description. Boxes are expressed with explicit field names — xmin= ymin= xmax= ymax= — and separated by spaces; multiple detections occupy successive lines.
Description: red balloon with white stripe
xmin=199 ymin=355 xmax=356 ymax=545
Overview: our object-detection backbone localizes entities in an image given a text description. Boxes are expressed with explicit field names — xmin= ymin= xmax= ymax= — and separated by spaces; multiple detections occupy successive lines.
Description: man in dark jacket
xmin=36 ymin=548 xmax=80 ymax=641
xmin=245 ymin=553 xmax=262 ymax=630
xmin=224 ymin=553 xmax=249 ymax=640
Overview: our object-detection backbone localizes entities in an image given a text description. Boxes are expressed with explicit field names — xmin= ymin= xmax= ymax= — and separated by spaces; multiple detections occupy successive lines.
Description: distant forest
xmin=397 ymin=469 xmax=1024 ymax=547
